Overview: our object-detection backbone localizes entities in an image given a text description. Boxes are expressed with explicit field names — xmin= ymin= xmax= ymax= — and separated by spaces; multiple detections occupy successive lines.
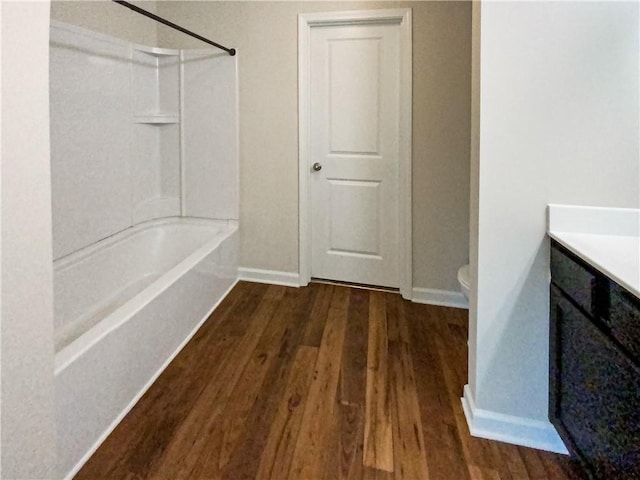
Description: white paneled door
xmin=310 ymin=22 xmax=401 ymax=288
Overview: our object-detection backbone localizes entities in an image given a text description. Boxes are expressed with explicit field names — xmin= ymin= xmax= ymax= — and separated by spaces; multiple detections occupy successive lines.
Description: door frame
xmin=298 ymin=8 xmax=413 ymax=299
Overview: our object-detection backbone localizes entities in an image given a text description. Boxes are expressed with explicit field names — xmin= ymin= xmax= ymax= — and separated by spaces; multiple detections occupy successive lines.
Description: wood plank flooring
xmin=76 ymin=281 xmax=585 ymax=480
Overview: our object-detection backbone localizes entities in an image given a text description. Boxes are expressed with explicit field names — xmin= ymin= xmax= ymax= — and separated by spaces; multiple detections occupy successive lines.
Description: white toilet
xmin=457 ymin=264 xmax=470 ymax=300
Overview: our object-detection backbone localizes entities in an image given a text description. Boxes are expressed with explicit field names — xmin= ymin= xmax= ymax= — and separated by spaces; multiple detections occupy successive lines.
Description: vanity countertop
xmin=548 ymin=204 xmax=640 ymax=299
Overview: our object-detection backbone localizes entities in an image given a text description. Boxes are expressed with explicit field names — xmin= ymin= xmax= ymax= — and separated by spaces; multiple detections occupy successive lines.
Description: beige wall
xmin=51 ymin=0 xmax=158 ymax=45
xmin=157 ymin=1 xmax=472 ymax=292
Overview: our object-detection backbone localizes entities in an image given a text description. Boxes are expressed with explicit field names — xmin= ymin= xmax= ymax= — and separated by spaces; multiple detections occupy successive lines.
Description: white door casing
xmin=298 ymin=9 xmax=412 ymax=297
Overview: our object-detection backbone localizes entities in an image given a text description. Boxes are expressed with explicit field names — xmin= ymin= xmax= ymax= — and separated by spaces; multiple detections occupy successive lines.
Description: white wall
xmin=468 ymin=0 xmax=639 ymax=449
xmin=0 ymin=1 xmax=56 ymax=478
xmin=156 ymin=1 xmax=472 ymax=293
xmin=468 ymin=0 xmax=481 ymax=397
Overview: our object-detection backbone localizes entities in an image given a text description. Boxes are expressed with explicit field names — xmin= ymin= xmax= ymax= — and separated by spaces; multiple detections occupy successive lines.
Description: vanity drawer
xmin=551 ymin=242 xmax=597 ymax=316
xmin=609 ymin=283 xmax=640 ymax=363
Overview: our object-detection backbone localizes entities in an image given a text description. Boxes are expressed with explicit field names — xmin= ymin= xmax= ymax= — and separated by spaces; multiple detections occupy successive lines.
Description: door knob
xmin=312 ymin=162 xmax=322 ymax=172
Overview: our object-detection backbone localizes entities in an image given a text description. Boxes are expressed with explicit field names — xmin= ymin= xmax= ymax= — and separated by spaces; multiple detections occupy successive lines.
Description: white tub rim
xmin=54 ymin=216 xmax=235 ymax=268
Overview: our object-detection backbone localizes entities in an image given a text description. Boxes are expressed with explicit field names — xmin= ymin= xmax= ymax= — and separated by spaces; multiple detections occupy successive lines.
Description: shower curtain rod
xmin=112 ymin=0 xmax=236 ymax=56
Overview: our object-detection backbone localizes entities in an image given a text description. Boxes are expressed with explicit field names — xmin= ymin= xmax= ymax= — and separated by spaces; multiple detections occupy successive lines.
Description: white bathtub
xmin=54 ymin=217 xmax=238 ymax=478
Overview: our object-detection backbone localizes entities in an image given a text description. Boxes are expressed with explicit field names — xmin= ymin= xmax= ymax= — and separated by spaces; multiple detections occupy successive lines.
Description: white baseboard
xmin=237 ymin=272 xmax=467 ymax=310
xmin=238 ymin=267 xmax=301 ymax=288
xmin=62 ymin=279 xmax=239 ymax=480
xmin=412 ymin=287 xmax=468 ymax=309
xmin=461 ymin=384 xmax=568 ymax=454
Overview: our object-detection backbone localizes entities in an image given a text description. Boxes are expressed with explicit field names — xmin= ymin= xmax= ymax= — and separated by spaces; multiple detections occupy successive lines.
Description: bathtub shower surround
xmin=50 ymin=21 xmax=239 ymax=478
xmin=50 ymin=21 xmax=239 ymax=259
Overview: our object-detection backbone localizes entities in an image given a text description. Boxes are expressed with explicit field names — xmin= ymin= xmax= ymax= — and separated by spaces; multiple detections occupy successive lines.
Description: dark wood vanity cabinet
xmin=550 ymin=240 xmax=640 ymax=479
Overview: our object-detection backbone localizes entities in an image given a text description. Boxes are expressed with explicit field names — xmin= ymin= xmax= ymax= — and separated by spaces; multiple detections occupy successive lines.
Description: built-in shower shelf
xmin=133 ymin=45 xmax=180 ymax=58
xmin=134 ymin=114 xmax=180 ymax=124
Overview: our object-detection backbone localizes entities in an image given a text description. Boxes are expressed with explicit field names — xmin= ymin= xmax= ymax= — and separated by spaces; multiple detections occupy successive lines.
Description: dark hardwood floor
xmin=76 ymin=281 xmax=585 ymax=479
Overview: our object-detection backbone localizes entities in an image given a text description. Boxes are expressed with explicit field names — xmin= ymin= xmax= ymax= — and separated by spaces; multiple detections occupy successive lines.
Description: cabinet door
xmin=550 ymin=285 xmax=640 ymax=478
